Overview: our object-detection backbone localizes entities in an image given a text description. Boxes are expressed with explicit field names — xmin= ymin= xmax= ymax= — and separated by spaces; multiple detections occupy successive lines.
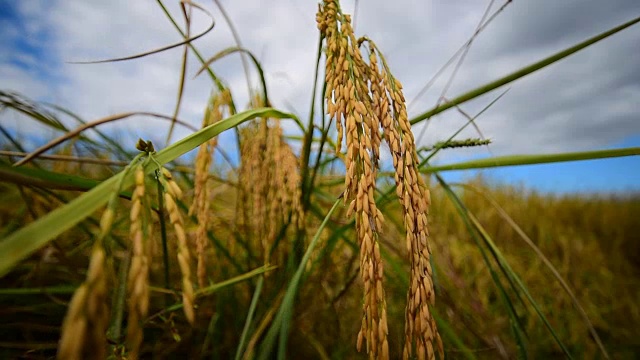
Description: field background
xmin=1 ymin=1 xmax=639 ymax=359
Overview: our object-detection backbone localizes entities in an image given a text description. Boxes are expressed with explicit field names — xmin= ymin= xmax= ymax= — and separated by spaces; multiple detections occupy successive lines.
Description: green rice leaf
xmin=410 ymin=16 xmax=640 ymax=125
xmin=422 ymin=147 xmax=640 ymax=172
xmin=0 ymin=108 xmax=298 ymax=278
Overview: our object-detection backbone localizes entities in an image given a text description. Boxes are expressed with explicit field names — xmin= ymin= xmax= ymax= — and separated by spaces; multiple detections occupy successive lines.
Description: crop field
xmin=1 ymin=1 xmax=639 ymax=359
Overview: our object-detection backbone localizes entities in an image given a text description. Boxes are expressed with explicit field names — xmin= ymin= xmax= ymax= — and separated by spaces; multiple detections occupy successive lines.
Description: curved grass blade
xmin=438 ymin=174 xmax=573 ymax=358
xmin=146 ymin=265 xmax=278 ymax=321
xmin=43 ymin=102 xmax=130 ymax=158
xmin=1 ymin=92 xmax=127 ymax=161
xmin=453 ymin=182 xmax=610 ymax=359
xmin=155 ymin=0 xmax=234 ymax=113
xmin=69 ymin=1 xmax=215 ymax=64
xmin=195 ymin=47 xmax=271 ymax=111
xmin=468 ymin=212 xmax=572 ymax=358
xmin=437 ymin=174 xmax=531 ymax=359
xmin=14 ymin=111 xmax=198 ymax=167
xmin=0 ymin=124 xmax=27 ymax=153
xmin=410 ymin=16 xmax=640 ymax=125
xmin=421 ymin=147 xmax=640 ymax=173
xmin=0 ymin=91 xmax=68 ymax=132
xmin=211 ymin=0 xmax=252 ymax=97
xmin=235 ymin=276 xmax=264 ymax=360
xmin=0 ymin=108 xmax=298 ymax=278
xmin=0 ymin=160 xmax=100 ymax=191
xmin=165 ymin=3 xmax=192 ymax=145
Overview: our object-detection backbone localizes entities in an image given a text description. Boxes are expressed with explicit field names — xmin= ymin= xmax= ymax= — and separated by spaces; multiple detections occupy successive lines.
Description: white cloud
xmin=1 ymin=0 xmax=638 ymax=163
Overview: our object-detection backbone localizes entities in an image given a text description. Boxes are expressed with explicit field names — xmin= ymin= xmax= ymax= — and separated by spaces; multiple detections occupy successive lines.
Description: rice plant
xmin=0 ymin=1 xmax=639 ymax=359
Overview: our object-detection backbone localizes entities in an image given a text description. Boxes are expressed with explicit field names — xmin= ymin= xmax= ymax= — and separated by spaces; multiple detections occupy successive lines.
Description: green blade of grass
xmin=0 ymin=108 xmax=298 ymax=278
xmin=0 ymin=285 xmax=77 ymax=295
xmin=235 ymin=276 xmax=265 ymax=360
xmin=258 ymin=198 xmax=342 ymax=360
xmin=467 ymin=211 xmax=573 ymax=358
xmin=453 ymin=182 xmax=610 ymax=359
xmin=438 ymin=174 xmax=574 ymax=358
xmin=0 ymin=160 xmax=100 ymax=191
xmin=146 ymin=265 xmax=278 ymax=320
xmin=300 ymin=34 xmax=325 ymax=210
xmin=1 ymin=91 xmax=69 ymax=132
xmin=196 ymin=47 xmax=271 ymax=112
xmin=421 ymin=147 xmax=640 ymax=173
xmin=409 ymin=15 xmax=640 ymax=125
xmin=437 ymin=175 xmax=531 ymax=359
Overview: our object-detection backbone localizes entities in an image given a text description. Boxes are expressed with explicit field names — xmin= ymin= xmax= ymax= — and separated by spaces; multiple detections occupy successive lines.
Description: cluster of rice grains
xmin=126 ymin=165 xmax=151 ymax=358
xmin=57 ymin=160 xmax=197 ymax=359
xmin=238 ymin=95 xmax=303 ymax=265
xmin=189 ymin=89 xmax=231 ymax=287
xmin=317 ymin=1 xmax=443 ymax=359
xmin=160 ymin=167 xmax=195 ymax=325
xmin=57 ymin=210 xmax=112 ymax=360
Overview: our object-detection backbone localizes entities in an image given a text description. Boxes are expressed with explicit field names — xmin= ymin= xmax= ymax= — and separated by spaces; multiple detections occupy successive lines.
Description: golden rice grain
xmin=126 ymin=166 xmax=150 ymax=359
xmin=318 ymin=2 xmax=443 ymax=357
xmin=162 ymin=169 xmax=195 ymax=324
xmin=318 ymin=1 xmax=388 ymax=357
xmin=58 ymin=243 xmax=110 ymax=360
xmin=189 ymin=89 xmax=230 ymax=288
xmin=238 ymin=95 xmax=303 ymax=266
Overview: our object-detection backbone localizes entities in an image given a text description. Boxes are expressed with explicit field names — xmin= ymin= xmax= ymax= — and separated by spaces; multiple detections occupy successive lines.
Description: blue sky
xmin=0 ymin=0 xmax=639 ymax=194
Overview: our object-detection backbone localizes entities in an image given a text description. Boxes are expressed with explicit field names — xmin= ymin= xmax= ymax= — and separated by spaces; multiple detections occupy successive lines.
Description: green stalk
xmin=258 ymin=198 xmax=342 ymax=360
xmin=235 ymin=276 xmax=265 ymax=360
xmin=0 ymin=108 xmax=297 ymax=277
xmin=421 ymin=147 xmax=640 ymax=173
xmin=437 ymin=174 xmax=531 ymax=358
xmin=108 ymin=250 xmax=131 ymax=344
xmin=410 ymin=16 xmax=640 ymax=125
xmin=300 ymin=34 xmax=325 ymax=208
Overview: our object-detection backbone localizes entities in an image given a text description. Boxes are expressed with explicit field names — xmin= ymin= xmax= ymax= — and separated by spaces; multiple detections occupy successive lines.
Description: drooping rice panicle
xmin=190 ymin=89 xmax=231 ymax=288
xmin=367 ymin=42 xmax=443 ymax=360
xmin=161 ymin=167 xmax=195 ymax=324
xmin=238 ymin=95 xmax=303 ymax=265
xmin=317 ymin=1 xmax=388 ymax=357
xmin=58 ymin=209 xmax=113 ymax=360
xmin=126 ymin=165 xmax=151 ymax=359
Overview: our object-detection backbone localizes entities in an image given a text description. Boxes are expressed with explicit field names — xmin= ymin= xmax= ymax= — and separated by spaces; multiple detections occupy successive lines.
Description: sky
xmin=0 ymin=0 xmax=639 ymax=194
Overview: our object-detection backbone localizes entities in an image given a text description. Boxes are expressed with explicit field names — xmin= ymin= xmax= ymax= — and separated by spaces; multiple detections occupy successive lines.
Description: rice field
xmin=1 ymin=1 xmax=639 ymax=359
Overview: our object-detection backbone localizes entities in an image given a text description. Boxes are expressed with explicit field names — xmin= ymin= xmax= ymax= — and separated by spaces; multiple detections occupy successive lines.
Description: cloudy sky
xmin=1 ymin=0 xmax=639 ymax=193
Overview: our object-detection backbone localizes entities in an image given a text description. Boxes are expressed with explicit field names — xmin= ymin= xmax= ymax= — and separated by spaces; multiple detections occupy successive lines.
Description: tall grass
xmin=0 ymin=1 xmax=639 ymax=359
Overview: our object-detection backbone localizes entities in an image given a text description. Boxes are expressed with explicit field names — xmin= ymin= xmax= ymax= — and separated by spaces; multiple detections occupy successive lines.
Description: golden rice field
xmin=1 ymin=1 xmax=639 ymax=359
